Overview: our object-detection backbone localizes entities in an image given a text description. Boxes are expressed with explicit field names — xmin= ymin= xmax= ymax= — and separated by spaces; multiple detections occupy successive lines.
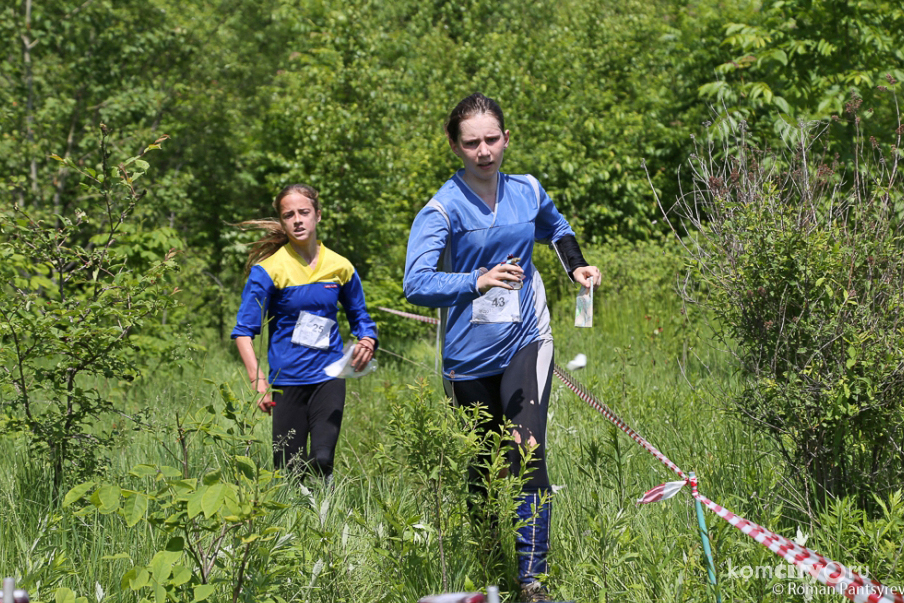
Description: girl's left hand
xmin=352 ymin=337 xmax=376 ymax=371
xmin=574 ymin=266 xmax=602 ymax=289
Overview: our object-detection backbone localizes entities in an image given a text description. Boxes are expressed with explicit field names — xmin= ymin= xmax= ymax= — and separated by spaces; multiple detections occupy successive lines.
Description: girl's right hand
xmin=476 ymin=262 xmax=524 ymax=293
xmin=255 ymin=380 xmax=275 ymax=414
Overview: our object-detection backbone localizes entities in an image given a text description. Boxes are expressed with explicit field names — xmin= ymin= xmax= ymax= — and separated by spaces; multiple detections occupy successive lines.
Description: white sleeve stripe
xmin=526 ymin=174 xmax=541 ymax=209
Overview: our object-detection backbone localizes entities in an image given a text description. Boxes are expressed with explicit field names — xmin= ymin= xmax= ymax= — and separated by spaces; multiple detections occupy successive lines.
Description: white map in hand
xmin=575 ymin=285 xmax=593 ymax=328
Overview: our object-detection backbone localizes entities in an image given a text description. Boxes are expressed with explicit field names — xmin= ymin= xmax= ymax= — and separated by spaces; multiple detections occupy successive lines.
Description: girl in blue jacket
xmin=233 ymin=183 xmax=378 ymax=480
xmin=404 ymin=93 xmax=600 ymax=602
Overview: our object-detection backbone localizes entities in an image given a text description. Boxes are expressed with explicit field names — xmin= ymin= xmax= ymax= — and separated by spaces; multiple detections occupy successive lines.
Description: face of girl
xmin=279 ymin=192 xmax=321 ymax=248
xmin=450 ymin=112 xmax=510 ymax=184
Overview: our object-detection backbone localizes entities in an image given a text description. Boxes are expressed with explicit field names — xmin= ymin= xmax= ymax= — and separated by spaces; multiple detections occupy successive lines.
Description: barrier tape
xmin=555 ymin=366 xmax=904 ymax=603
xmin=552 ymin=365 xmax=690 ymax=482
xmin=377 ymin=306 xmax=440 ymax=325
xmin=690 ymin=478 xmax=904 ymax=603
xmin=376 ymin=306 xmax=904 ymax=603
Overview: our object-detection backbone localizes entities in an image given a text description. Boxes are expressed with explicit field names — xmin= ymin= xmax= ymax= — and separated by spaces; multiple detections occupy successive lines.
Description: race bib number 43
xmin=291 ymin=311 xmax=335 ymax=349
xmin=471 ymin=288 xmax=522 ymax=324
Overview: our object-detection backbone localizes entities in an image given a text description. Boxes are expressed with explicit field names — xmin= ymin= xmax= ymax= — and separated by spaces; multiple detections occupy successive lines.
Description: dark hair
xmin=445 ymin=93 xmax=505 ymax=144
xmin=236 ymin=183 xmax=321 ymax=271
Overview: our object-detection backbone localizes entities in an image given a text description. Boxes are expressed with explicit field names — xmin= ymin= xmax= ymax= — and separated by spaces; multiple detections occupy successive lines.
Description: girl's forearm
xmin=235 ymin=336 xmax=267 ymax=382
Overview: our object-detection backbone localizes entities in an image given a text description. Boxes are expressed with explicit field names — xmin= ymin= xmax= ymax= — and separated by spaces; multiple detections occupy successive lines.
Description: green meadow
xmin=4 ymin=0 xmax=904 ymax=600
xmin=1 ymin=242 xmax=901 ymax=603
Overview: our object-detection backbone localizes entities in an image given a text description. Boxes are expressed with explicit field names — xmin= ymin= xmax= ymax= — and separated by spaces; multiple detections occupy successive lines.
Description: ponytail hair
xmin=236 ymin=183 xmax=321 ymax=272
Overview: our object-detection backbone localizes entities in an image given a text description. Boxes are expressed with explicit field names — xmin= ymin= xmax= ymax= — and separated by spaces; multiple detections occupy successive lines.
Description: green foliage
xmin=0 ymin=0 xmax=195 ymax=211
xmin=0 ymin=253 xmax=900 ymax=602
xmin=374 ymin=378 xmax=536 ymax=594
xmin=700 ymin=0 xmax=904 ymax=147
xmin=63 ymin=383 xmax=292 ymax=603
xmin=0 ymin=130 xmax=180 ymax=490
xmin=6 ymin=0 xmax=904 ymax=598
xmin=0 ymin=0 xmax=764 ymax=336
xmin=663 ymin=97 xmax=904 ymax=504
xmin=810 ymin=489 xmax=904 ymax=581
xmin=253 ymin=0 xmax=723 ymax=321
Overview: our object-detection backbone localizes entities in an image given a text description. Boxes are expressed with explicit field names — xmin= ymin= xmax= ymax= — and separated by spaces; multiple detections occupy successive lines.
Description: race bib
xmin=291 ymin=311 xmax=335 ymax=349
xmin=471 ymin=288 xmax=522 ymax=324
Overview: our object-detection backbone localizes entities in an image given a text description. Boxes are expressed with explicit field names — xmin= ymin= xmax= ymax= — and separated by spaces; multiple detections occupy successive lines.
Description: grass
xmin=0 ymin=271 xmax=902 ymax=602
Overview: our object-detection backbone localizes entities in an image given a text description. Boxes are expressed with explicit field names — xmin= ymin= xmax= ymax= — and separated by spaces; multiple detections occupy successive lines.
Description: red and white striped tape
xmin=377 ymin=306 xmax=904 ymax=603
xmin=556 ymin=363 xmax=904 ymax=603
xmin=689 ymin=477 xmax=904 ymax=603
xmin=636 ymin=480 xmax=686 ymax=504
xmin=557 ymin=364 xmax=904 ymax=603
xmin=553 ymin=365 xmax=690 ymax=482
xmin=377 ymin=306 xmax=440 ymax=325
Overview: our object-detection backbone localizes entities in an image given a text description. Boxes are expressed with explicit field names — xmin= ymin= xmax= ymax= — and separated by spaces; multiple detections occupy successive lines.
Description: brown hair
xmin=236 ymin=183 xmax=321 ymax=271
xmin=445 ymin=93 xmax=506 ymax=144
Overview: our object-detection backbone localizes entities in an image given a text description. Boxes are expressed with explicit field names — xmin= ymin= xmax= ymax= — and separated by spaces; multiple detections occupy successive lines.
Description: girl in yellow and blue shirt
xmin=232 ymin=184 xmax=378 ymax=478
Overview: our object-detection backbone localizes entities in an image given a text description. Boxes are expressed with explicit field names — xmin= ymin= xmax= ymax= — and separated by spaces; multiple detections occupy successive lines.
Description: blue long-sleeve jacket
xmin=404 ymin=171 xmax=574 ymax=380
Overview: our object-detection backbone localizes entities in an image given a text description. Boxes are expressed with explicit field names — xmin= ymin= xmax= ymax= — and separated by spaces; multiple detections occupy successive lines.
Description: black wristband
xmin=550 ymin=235 xmax=589 ymax=282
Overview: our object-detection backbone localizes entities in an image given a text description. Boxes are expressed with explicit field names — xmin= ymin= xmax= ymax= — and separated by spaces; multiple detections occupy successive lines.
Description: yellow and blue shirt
xmin=232 ymin=242 xmax=378 ymax=385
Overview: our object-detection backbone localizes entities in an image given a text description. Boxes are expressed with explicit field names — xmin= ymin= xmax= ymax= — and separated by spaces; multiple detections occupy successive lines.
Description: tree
xmin=0 ymin=129 xmax=179 ymax=489
xmin=699 ymin=0 xmax=904 ymax=147
xmin=661 ymin=93 xmax=904 ymax=505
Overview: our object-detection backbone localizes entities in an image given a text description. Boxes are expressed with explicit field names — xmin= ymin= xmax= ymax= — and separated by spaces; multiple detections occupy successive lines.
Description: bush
xmin=661 ymin=89 xmax=904 ymax=506
xmin=0 ymin=128 xmax=180 ymax=490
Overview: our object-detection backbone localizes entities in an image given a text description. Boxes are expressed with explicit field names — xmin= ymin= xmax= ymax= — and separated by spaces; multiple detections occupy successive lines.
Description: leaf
xmin=122 ymin=567 xmax=150 ymax=591
xmin=241 ymin=533 xmax=260 ymax=544
xmin=187 ymin=488 xmax=205 ymax=519
xmin=170 ymin=565 xmax=192 ymax=586
xmin=201 ymin=483 xmax=226 ymax=517
xmin=158 ymin=466 xmax=183 ymax=479
xmin=121 ymin=491 xmax=149 ymax=527
xmin=698 ymin=81 xmax=730 ymax=99
xmin=773 ymin=96 xmax=791 ymax=113
xmin=91 ymin=483 xmax=122 ymax=514
xmin=202 ymin=469 xmax=222 ymax=486
xmin=55 ymin=587 xmax=76 ymax=603
xmin=233 ymin=455 xmax=256 ymax=479
xmin=148 ymin=549 xmax=179 ymax=581
xmin=154 ymin=579 xmax=165 ymax=603
xmin=168 ymin=479 xmax=198 ymax=494
xmin=130 ymin=464 xmax=159 ymax=478
xmin=63 ymin=481 xmax=96 ymax=507
xmin=192 ymin=584 xmax=217 ymax=602
xmin=165 ymin=536 xmax=185 ymax=552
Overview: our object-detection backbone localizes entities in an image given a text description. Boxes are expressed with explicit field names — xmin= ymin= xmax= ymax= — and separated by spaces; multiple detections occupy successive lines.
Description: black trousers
xmin=449 ymin=339 xmax=554 ymax=493
xmin=271 ymin=379 xmax=346 ymax=476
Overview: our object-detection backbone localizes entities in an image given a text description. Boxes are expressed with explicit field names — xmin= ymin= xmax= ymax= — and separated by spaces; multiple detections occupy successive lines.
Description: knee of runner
xmin=511 ymin=426 xmax=538 ymax=451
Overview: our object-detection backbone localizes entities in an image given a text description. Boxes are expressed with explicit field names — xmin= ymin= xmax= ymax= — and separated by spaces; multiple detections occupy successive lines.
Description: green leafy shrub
xmin=63 ymin=383 xmax=292 ymax=603
xmin=373 ymin=378 xmax=537 ymax=595
xmin=0 ymin=129 xmax=180 ymax=490
xmin=661 ymin=91 xmax=904 ymax=506
xmin=700 ymin=0 xmax=904 ymax=148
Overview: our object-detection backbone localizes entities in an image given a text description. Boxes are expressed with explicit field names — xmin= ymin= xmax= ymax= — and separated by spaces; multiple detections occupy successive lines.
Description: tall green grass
xmin=0 ymin=251 xmax=902 ymax=602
